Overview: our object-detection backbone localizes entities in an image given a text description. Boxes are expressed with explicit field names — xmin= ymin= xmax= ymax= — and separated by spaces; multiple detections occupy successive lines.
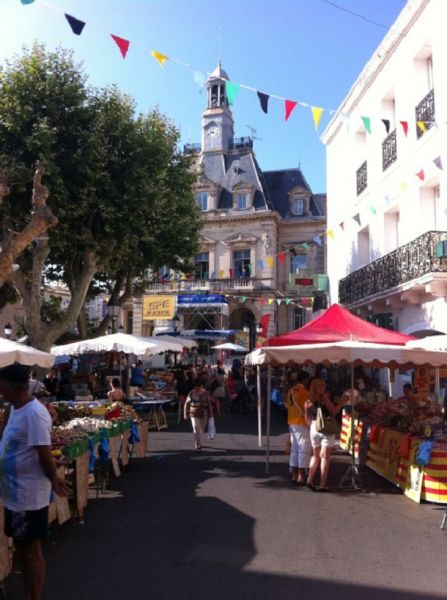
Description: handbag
xmin=315 ymin=406 xmax=339 ymax=435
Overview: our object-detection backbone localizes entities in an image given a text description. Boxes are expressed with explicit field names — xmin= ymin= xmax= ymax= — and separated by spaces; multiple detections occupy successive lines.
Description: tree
xmin=0 ymin=43 xmax=201 ymax=349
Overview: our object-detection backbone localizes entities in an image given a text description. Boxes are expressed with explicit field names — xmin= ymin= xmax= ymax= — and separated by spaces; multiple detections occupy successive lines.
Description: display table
xmin=127 ymin=397 xmax=172 ymax=431
xmin=341 ymin=413 xmax=447 ymax=503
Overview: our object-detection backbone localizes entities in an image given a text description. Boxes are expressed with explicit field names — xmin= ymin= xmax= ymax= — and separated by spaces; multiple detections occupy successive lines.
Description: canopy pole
xmin=257 ymin=365 xmax=262 ymax=447
xmin=266 ymin=364 xmax=272 ymax=474
xmin=339 ymin=365 xmax=362 ymax=490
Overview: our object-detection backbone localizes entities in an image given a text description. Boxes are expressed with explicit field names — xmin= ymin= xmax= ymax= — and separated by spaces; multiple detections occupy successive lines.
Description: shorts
xmin=310 ymin=421 xmax=336 ymax=449
xmin=4 ymin=506 xmax=49 ymax=543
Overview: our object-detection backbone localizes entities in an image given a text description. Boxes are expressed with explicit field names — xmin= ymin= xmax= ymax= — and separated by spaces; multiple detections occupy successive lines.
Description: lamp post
xmin=107 ymin=303 xmax=120 ymax=334
xmin=172 ymin=314 xmax=180 ymax=333
xmin=3 ymin=323 xmax=12 ymax=340
xmin=243 ymin=320 xmax=262 ymax=352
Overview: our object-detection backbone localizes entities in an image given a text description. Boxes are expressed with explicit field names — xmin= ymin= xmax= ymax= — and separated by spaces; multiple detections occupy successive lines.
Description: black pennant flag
xmin=257 ymin=91 xmax=270 ymax=114
xmin=65 ymin=14 xmax=86 ymax=35
xmin=381 ymin=119 xmax=390 ymax=134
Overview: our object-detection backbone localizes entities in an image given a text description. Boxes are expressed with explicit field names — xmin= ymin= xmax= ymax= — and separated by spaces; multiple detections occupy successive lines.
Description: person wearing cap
xmin=0 ymin=363 xmax=70 ymax=600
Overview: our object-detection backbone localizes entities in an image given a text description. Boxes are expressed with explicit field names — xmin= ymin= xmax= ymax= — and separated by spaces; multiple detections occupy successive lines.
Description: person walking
xmin=0 ymin=363 xmax=71 ymax=600
xmin=284 ymin=371 xmax=311 ymax=485
xmin=184 ymin=379 xmax=213 ymax=451
xmin=305 ymin=377 xmax=346 ymax=492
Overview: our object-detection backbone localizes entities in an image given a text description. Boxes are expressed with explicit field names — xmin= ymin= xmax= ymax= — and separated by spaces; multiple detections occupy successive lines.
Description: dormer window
xmin=236 ymin=194 xmax=247 ymax=210
xmin=291 ymin=197 xmax=304 ymax=216
xmin=196 ymin=191 xmax=208 ymax=212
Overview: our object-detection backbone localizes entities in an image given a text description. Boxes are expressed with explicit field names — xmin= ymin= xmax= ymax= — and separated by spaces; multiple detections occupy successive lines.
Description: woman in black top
xmin=305 ymin=378 xmax=346 ymax=492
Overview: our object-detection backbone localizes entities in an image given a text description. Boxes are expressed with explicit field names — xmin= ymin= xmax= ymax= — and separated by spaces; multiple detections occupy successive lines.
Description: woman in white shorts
xmin=305 ymin=378 xmax=346 ymax=492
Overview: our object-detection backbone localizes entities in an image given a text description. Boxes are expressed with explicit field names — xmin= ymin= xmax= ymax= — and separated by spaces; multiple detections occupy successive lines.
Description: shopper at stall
xmin=184 ymin=379 xmax=213 ymax=451
xmin=108 ymin=377 xmax=125 ymax=402
xmin=28 ymin=370 xmax=46 ymax=398
xmin=43 ymin=367 xmax=59 ymax=399
xmin=130 ymin=360 xmax=145 ymax=388
xmin=285 ymin=371 xmax=311 ymax=485
xmin=0 ymin=363 xmax=71 ymax=600
xmin=305 ymin=377 xmax=347 ymax=492
xmin=396 ymin=383 xmax=418 ymax=413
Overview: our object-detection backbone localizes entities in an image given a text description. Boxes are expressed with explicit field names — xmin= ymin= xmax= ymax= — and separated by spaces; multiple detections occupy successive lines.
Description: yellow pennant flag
xmin=219 ymin=270 xmax=225 ymax=278
xmin=268 ymin=298 xmax=274 ymax=305
xmin=400 ymin=182 xmax=408 ymax=192
xmin=311 ymin=106 xmax=324 ymax=130
xmin=326 ymin=228 xmax=335 ymax=240
xmin=416 ymin=121 xmax=426 ymax=133
xmin=151 ymin=50 xmax=169 ymax=67
xmin=266 ymin=256 xmax=274 ymax=267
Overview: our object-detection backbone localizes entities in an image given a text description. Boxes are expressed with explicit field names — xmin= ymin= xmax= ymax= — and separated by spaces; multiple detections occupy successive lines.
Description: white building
xmin=322 ymin=0 xmax=447 ymax=338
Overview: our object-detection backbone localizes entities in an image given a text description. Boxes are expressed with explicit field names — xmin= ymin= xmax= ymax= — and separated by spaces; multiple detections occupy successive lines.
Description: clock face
xmin=208 ymin=126 xmax=217 ymax=136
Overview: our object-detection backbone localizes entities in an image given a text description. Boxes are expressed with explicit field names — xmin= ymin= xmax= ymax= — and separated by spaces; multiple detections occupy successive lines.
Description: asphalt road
xmin=4 ymin=407 xmax=447 ymax=600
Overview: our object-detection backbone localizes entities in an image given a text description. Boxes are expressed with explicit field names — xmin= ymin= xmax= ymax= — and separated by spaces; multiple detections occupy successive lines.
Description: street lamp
xmin=3 ymin=323 xmax=12 ymax=339
xmin=243 ymin=320 xmax=262 ymax=352
xmin=107 ymin=303 xmax=120 ymax=334
xmin=172 ymin=314 xmax=180 ymax=332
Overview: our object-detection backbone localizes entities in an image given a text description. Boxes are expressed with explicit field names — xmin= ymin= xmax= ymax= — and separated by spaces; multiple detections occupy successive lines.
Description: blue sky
xmin=0 ymin=0 xmax=407 ymax=193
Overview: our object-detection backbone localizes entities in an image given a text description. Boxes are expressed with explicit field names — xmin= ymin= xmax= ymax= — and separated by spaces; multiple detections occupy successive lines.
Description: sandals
xmin=318 ymin=486 xmax=330 ymax=492
xmin=306 ymin=481 xmax=317 ymax=491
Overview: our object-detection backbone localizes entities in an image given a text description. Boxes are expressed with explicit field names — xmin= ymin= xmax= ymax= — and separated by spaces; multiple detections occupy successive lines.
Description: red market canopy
xmin=266 ymin=303 xmax=415 ymax=347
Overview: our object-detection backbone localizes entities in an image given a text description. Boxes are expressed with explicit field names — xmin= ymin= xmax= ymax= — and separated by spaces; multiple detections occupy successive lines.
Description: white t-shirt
xmin=0 ymin=399 xmax=52 ymax=511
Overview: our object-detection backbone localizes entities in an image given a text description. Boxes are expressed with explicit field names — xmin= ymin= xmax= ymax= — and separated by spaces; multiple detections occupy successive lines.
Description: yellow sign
xmin=143 ymin=295 xmax=175 ymax=320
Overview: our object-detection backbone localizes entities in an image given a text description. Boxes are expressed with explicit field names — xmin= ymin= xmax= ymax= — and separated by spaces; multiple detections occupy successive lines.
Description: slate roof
xmin=262 ymin=168 xmax=325 ymax=219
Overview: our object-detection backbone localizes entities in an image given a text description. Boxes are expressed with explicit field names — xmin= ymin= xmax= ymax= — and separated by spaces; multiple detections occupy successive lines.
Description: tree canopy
xmin=0 ymin=43 xmax=201 ymax=349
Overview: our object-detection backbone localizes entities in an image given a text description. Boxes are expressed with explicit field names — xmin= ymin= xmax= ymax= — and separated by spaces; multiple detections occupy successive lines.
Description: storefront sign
xmin=143 ymin=295 xmax=175 ymax=320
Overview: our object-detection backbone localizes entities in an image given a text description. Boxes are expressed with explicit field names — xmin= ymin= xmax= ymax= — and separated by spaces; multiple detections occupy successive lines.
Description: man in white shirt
xmin=0 ymin=363 xmax=70 ymax=600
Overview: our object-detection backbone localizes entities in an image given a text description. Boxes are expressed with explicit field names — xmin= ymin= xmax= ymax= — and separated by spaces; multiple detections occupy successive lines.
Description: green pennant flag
xmin=225 ymin=81 xmax=240 ymax=105
xmin=241 ymin=296 xmax=247 ymax=303
xmin=301 ymin=242 xmax=309 ymax=251
xmin=361 ymin=116 xmax=371 ymax=134
xmin=285 ymin=298 xmax=292 ymax=305
xmin=368 ymin=206 xmax=377 ymax=215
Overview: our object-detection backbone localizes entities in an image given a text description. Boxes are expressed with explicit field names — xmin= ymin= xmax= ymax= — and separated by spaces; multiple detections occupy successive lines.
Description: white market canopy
xmin=153 ymin=335 xmax=197 ymax=350
xmin=406 ymin=335 xmax=447 ymax=352
xmin=51 ymin=332 xmax=180 ymax=358
xmin=212 ymin=342 xmax=248 ymax=352
xmin=0 ymin=338 xmax=54 ymax=369
xmin=244 ymin=340 xmax=447 ymax=369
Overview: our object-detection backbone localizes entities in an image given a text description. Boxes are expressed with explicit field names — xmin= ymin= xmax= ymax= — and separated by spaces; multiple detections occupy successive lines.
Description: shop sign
xmin=143 ymin=295 xmax=175 ymax=320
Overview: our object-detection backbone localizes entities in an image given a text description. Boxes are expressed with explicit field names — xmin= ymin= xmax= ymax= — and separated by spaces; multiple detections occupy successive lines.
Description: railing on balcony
xmin=183 ymin=143 xmax=201 ymax=154
xmin=415 ymin=88 xmax=435 ymax=139
xmin=356 ymin=160 xmax=367 ymax=196
xmin=382 ymin=129 xmax=397 ymax=171
xmin=339 ymin=231 xmax=447 ymax=305
xmin=229 ymin=137 xmax=253 ymax=150
xmin=145 ymin=278 xmax=260 ymax=293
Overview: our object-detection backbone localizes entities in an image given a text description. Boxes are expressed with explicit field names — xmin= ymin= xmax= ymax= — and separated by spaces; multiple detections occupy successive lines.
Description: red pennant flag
xmin=229 ymin=268 xmax=234 ymax=278
xmin=416 ymin=169 xmax=425 ymax=181
xmin=400 ymin=121 xmax=408 ymax=136
xmin=259 ymin=298 xmax=266 ymax=305
xmin=111 ymin=34 xmax=130 ymax=59
xmin=339 ymin=222 xmax=345 ymax=231
xmin=259 ymin=314 xmax=271 ymax=338
xmin=285 ymin=100 xmax=297 ymax=122
xmin=278 ymin=252 xmax=286 ymax=264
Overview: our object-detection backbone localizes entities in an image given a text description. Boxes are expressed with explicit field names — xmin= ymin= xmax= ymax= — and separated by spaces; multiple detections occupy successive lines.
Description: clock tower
xmin=201 ymin=63 xmax=234 ymax=153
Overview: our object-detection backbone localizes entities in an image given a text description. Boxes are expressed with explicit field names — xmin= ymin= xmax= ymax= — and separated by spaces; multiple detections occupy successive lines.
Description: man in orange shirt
xmin=285 ymin=371 xmax=311 ymax=485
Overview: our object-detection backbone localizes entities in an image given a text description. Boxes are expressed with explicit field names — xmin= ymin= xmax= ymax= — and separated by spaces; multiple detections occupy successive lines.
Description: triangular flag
xmin=276 ymin=299 xmax=282 ymax=306
xmin=369 ymin=206 xmax=377 ymax=215
xmin=285 ymin=299 xmax=292 ymax=305
xmin=278 ymin=252 xmax=286 ymax=264
xmin=300 ymin=242 xmax=309 ymax=251
xmin=311 ymin=106 xmax=324 ymax=130
xmin=285 ymin=100 xmax=297 ymax=121
xmin=268 ymin=299 xmax=274 ymax=305
xmin=400 ymin=121 xmax=408 ymax=136
xmin=151 ymin=50 xmax=169 ymax=67
xmin=225 ymin=81 xmax=240 ymax=105
xmin=353 ymin=213 xmax=361 ymax=226
xmin=326 ymin=229 xmax=335 ymax=240
xmin=65 ymin=14 xmax=86 ymax=35
xmin=417 ymin=121 xmax=426 ymax=133
xmin=111 ymin=35 xmax=130 ymax=59
xmin=290 ymin=248 xmax=297 ymax=257
xmin=361 ymin=116 xmax=371 ymax=134
xmin=256 ymin=259 xmax=265 ymax=271
xmin=416 ymin=169 xmax=425 ymax=181
xmin=229 ymin=268 xmax=234 ymax=278
xmin=313 ymin=235 xmax=322 ymax=246
xmin=247 ymin=263 xmax=252 ymax=273
xmin=257 ymin=92 xmax=269 ymax=114
xmin=266 ymin=256 xmax=274 ymax=267
xmin=434 ymin=156 xmax=443 ymax=170
xmin=339 ymin=222 xmax=345 ymax=231
xmin=219 ymin=270 xmax=224 ymax=278
xmin=210 ymin=271 xmax=216 ymax=279
xmin=241 ymin=296 xmax=247 ymax=303
xmin=381 ymin=119 xmax=390 ymax=134
xmin=259 ymin=298 xmax=266 ymax=305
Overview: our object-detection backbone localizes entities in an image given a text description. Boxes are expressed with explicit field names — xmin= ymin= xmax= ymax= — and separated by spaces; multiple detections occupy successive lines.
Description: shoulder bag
xmin=315 ymin=405 xmax=340 ymax=435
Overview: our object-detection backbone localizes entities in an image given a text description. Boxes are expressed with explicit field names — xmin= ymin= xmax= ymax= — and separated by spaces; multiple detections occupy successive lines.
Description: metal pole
xmin=266 ymin=364 xmax=272 ymax=474
xmin=257 ymin=365 xmax=262 ymax=447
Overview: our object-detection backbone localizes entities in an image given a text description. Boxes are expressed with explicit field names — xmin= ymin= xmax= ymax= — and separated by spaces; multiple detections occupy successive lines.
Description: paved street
xmin=5 ymin=407 xmax=447 ymax=600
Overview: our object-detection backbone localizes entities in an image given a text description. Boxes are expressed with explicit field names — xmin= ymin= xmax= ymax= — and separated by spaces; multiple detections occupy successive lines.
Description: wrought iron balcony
xmin=356 ymin=160 xmax=367 ymax=196
xmin=339 ymin=231 xmax=447 ymax=305
xmin=382 ymin=129 xmax=397 ymax=171
xmin=145 ymin=277 xmax=260 ymax=293
xmin=229 ymin=137 xmax=253 ymax=150
xmin=415 ymin=89 xmax=435 ymax=139
xmin=183 ymin=143 xmax=201 ymax=154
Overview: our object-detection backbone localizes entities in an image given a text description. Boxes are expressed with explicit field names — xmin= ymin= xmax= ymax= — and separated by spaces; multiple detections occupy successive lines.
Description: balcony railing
xmin=145 ymin=278 xmax=261 ymax=293
xmin=356 ymin=160 xmax=367 ymax=196
xmin=382 ymin=129 xmax=397 ymax=171
xmin=229 ymin=137 xmax=253 ymax=150
xmin=183 ymin=143 xmax=201 ymax=154
xmin=339 ymin=231 xmax=447 ymax=305
xmin=415 ymin=89 xmax=435 ymax=139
